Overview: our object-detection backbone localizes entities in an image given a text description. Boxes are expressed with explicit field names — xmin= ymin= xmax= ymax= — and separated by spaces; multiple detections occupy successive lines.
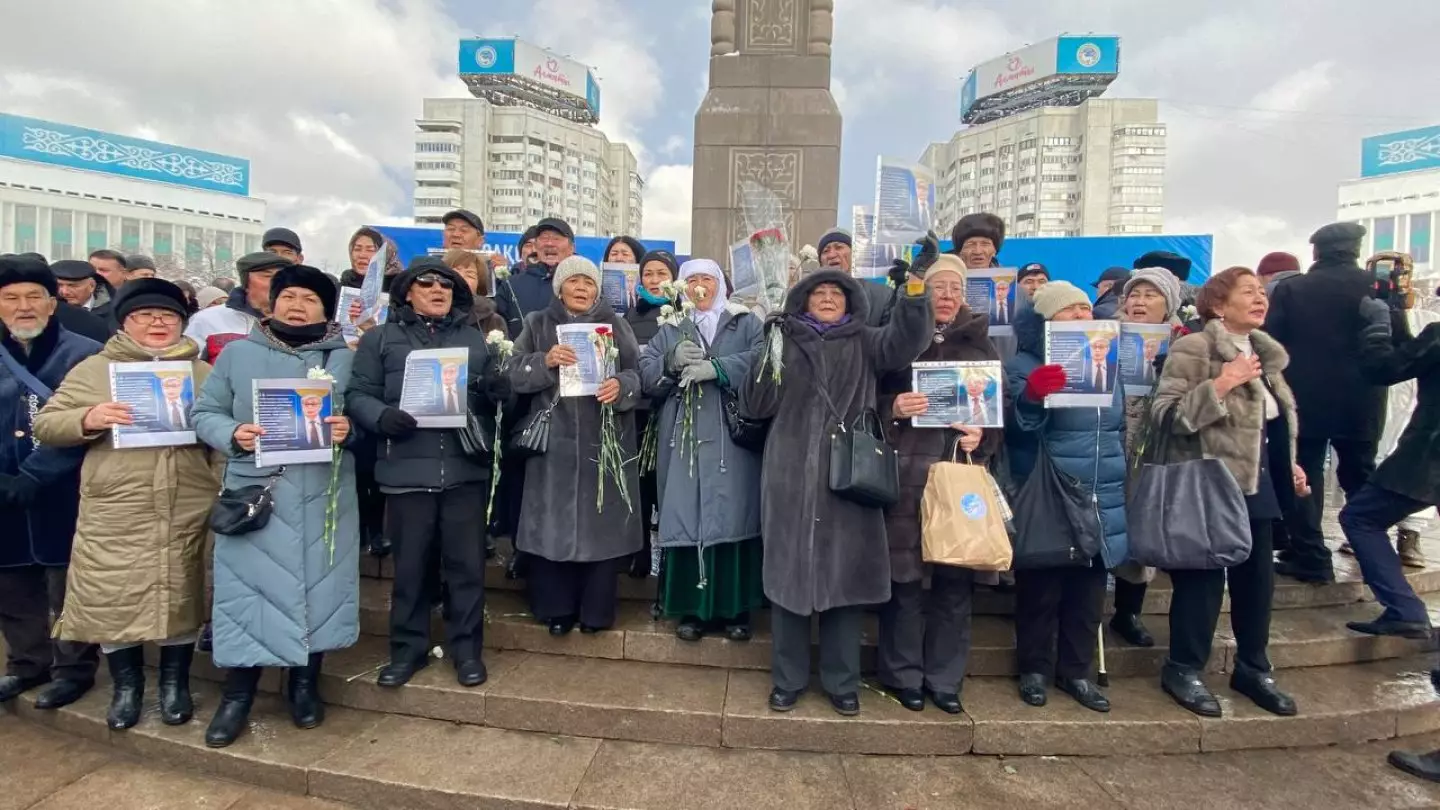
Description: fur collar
xmin=1204 ymin=318 xmax=1289 ymax=372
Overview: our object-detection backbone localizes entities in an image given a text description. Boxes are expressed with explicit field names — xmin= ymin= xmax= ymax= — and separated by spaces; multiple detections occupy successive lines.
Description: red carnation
xmin=595 ymin=325 xmax=612 ymax=336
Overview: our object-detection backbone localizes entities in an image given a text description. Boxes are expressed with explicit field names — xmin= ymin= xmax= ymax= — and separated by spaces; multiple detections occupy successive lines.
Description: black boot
xmin=1161 ymin=663 xmax=1221 ymax=717
xmin=157 ymin=644 xmax=194 ymax=725
xmin=1109 ymin=613 xmax=1155 ymax=648
xmin=286 ymin=653 xmax=325 ymax=729
xmin=206 ymin=667 xmax=262 ymax=748
xmin=105 ymin=646 xmax=146 ymax=730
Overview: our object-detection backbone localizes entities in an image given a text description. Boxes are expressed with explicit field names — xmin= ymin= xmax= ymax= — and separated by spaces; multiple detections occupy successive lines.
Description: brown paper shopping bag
xmin=920 ymin=450 xmax=1013 ymax=571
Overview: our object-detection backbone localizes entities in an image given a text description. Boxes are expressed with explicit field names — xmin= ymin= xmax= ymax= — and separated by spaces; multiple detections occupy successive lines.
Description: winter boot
xmin=286 ymin=653 xmax=326 ymax=729
xmin=104 ymin=646 xmax=146 ymax=730
xmin=205 ymin=667 xmax=262 ymax=748
xmin=1398 ymin=529 xmax=1426 ymax=569
xmin=157 ymin=644 xmax=195 ymax=725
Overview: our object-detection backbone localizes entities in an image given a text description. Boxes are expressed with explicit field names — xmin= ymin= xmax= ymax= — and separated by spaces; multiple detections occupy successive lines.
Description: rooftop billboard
xmin=458 ymin=38 xmax=600 ymax=120
xmin=0 ymin=113 xmax=250 ymax=196
xmin=961 ymin=35 xmax=1120 ymax=123
xmin=1361 ymin=124 xmax=1440 ymax=178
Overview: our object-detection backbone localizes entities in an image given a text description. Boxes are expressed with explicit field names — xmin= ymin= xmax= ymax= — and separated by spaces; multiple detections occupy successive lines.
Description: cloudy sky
xmin=4 ymin=0 xmax=1437 ymax=271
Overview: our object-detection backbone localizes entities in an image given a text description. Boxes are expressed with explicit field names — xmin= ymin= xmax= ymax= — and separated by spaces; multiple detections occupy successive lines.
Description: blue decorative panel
xmin=1361 ymin=125 xmax=1440 ymax=178
xmin=0 ymin=113 xmax=250 ymax=195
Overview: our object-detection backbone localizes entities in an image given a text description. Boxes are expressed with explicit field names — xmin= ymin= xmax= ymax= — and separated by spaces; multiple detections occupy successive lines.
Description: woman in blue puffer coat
xmin=1003 ymin=281 xmax=1128 ymax=714
xmin=192 ymin=265 xmax=360 ymax=749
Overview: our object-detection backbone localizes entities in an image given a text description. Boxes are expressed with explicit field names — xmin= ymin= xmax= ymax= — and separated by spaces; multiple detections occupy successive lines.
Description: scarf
xmin=266 ymin=319 xmax=335 ymax=349
xmin=679 ymin=262 xmax=729 ymax=345
xmin=799 ymin=312 xmax=852 ymax=334
xmin=635 ymin=284 xmax=670 ymax=308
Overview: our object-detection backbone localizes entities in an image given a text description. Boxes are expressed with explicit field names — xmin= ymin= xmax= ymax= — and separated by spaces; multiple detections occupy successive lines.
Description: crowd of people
xmin=1 ymin=207 xmax=1438 ymax=777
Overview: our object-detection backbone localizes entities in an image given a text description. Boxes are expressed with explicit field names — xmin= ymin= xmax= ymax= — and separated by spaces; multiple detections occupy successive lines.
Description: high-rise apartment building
xmin=921 ymin=99 xmax=1166 ymax=239
xmin=919 ymin=35 xmax=1166 ymax=239
xmin=413 ymin=39 xmax=643 ymax=238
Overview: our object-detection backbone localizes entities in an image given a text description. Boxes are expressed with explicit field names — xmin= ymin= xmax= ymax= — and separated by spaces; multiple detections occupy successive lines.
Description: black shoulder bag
xmin=699 ymin=317 xmax=770 ymax=451
xmin=801 ymin=341 xmax=899 ymax=508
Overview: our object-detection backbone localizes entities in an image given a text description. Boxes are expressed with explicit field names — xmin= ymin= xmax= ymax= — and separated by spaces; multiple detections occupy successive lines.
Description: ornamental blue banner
xmin=0 ymin=113 xmax=250 ymax=196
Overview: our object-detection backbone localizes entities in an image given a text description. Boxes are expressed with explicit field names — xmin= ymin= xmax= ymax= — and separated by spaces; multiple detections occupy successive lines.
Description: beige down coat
xmin=33 ymin=333 xmax=220 ymax=644
xmin=1151 ymin=319 xmax=1299 ymax=496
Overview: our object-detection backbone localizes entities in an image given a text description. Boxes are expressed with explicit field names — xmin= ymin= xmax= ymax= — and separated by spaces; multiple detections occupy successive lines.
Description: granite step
xmin=9 ymin=655 xmax=1440 ymax=810
xmin=361 ymin=529 xmax=1440 ymax=616
xmin=163 ymin=635 xmax=1440 ymax=757
xmin=355 ymin=580 xmax=1440 ymax=677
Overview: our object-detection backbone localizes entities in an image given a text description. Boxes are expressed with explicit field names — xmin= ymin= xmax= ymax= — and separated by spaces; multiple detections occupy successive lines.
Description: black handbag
xmin=827 ymin=408 xmax=900 ymax=508
xmin=457 ymin=410 xmax=494 ymax=457
xmin=1010 ymin=442 xmax=1103 ymax=569
xmin=209 ymin=471 xmax=282 ymax=535
xmin=506 ymin=393 xmax=557 ymax=459
xmin=720 ymin=387 xmax=769 ymax=451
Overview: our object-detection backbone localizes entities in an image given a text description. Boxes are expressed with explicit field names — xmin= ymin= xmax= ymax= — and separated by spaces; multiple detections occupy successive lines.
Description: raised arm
xmin=867 ymin=289 xmax=933 ymax=373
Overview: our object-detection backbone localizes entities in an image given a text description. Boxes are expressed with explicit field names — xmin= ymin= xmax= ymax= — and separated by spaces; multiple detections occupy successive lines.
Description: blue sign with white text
xmin=0 ymin=113 xmax=250 ymax=196
xmin=1055 ymin=36 xmax=1120 ymax=75
xmin=1361 ymin=125 xmax=1440 ymax=178
xmin=372 ymin=225 xmax=677 ymax=269
xmin=458 ymin=39 xmax=517 ymax=75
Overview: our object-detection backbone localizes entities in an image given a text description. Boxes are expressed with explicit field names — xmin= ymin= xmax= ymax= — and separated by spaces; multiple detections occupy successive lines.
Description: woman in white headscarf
xmin=639 ymin=259 xmax=765 ymax=641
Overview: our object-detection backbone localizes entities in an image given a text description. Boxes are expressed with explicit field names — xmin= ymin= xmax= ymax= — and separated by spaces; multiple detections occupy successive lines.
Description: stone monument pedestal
xmin=691 ymin=0 xmax=842 ymax=266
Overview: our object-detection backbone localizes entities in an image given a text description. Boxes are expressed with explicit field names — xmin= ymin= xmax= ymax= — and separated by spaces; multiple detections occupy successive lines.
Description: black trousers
xmin=1167 ymin=519 xmax=1275 ymax=674
xmin=387 ymin=484 xmax=486 ymax=664
xmin=876 ymin=568 xmax=974 ymax=694
xmin=1014 ymin=559 xmax=1107 ymax=681
xmin=771 ymin=604 xmax=864 ymax=696
xmin=1113 ymin=577 xmax=1148 ymax=617
xmin=1289 ymin=437 xmax=1377 ymax=574
xmin=353 ymin=439 xmax=385 ymax=546
xmin=0 ymin=565 xmax=97 ymax=682
xmin=526 ymin=556 xmax=622 ymax=629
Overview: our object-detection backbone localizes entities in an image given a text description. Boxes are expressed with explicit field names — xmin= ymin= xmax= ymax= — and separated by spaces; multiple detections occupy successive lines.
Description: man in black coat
xmin=346 ymin=257 xmax=498 ymax=690
xmin=495 ymin=218 xmax=572 ymax=338
xmin=1265 ymin=222 xmax=1388 ymax=583
xmin=0 ymin=256 xmax=103 ymax=710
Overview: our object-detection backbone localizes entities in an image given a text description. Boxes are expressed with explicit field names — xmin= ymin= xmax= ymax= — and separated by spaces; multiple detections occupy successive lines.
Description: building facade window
xmin=153 ymin=223 xmax=173 ymax=258
xmin=416 ymin=141 xmax=458 ymax=154
xmin=216 ymin=231 xmax=233 ymax=266
xmin=86 ymin=213 xmax=108 ymax=253
xmin=14 ymin=205 xmax=37 ymax=254
xmin=1409 ymin=213 xmax=1432 ymax=264
xmin=184 ymin=226 xmax=204 ymax=267
xmin=1374 ymin=216 xmax=1396 ymax=252
xmin=51 ymin=209 xmax=74 ymax=260
xmin=121 ymin=218 xmax=141 ymax=252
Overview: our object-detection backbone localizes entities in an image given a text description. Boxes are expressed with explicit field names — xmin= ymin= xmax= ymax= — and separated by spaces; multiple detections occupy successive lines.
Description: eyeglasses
xmin=128 ymin=311 xmax=181 ymax=326
xmin=414 ymin=275 xmax=454 ymax=290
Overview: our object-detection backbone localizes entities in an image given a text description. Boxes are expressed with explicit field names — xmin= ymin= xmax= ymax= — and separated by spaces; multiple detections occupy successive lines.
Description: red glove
xmin=1023 ymin=364 xmax=1067 ymax=402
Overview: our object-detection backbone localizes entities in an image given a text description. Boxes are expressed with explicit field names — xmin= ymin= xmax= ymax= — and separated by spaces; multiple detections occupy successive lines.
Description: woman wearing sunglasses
xmin=346 ymin=256 xmax=503 ymax=691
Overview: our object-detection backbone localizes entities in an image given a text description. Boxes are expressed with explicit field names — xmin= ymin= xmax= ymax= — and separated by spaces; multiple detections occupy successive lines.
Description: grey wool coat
xmin=739 ymin=270 xmax=934 ymax=615
xmin=1151 ymin=319 xmax=1299 ymax=497
xmin=508 ymin=298 xmax=643 ymax=563
xmin=639 ymin=303 xmax=764 ymax=554
xmin=191 ymin=325 xmax=360 ymax=668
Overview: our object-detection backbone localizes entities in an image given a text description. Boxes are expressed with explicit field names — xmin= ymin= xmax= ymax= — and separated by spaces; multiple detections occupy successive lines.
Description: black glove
xmin=0 ymin=473 xmax=37 ymax=508
xmin=377 ymin=407 xmax=419 ymax=438
xmin=1359 ymin=297 xmax=1392 ymax=344
xmin=887 ymin=257 xmax=911 ymax=288
xmin=910 ymin=231 xmax=940 ymax=277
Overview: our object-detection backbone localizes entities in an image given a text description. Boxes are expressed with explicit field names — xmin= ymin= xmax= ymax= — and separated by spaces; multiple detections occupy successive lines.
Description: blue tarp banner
xmin=371 ymin=225 xmax=679 ymax=268
xmin=945 ymin=233 xmax=1215 ymax=289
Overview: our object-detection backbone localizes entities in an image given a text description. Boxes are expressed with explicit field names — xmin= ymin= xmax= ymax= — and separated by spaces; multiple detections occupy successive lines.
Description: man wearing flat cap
xmin=125 ymin=255 xmax=158 ymax=280
xmin=262 ymin=228 xmax=304 ymax=264
xmin=1266 ymin=221 xmax=1387 ymax=584
xmin=0 ymin=255 xmax=102 ymax=711
xmin=185 ymin=251 xmax=293 ymax=362
xmin=49 ymin=260 xmax=116 ymax=340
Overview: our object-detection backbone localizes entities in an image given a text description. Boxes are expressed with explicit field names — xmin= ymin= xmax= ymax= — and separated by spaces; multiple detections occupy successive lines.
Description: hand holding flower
xmin=325 ymin=416 xmax=351 ymax=445
xmin=596 ymin=378 xmax=622 ymax=405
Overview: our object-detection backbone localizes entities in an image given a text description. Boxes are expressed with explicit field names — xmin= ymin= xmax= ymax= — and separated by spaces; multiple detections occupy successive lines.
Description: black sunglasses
xmin=414 ymin=274 xmax=454 ymax=290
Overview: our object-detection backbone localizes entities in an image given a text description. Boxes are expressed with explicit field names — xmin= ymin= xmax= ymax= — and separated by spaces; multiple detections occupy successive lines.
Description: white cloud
xmin=641 ymin=164 xmax=694 ymax=253
xmin=1169 ymin=210 xmax=1311 ymax=272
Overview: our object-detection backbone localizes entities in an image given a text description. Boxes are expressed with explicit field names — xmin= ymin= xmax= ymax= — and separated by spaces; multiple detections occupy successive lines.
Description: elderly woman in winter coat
xmin=1003 ymin=281 xmax=1128 ymax=714
xmin=876 ymin=254 xmax=1003 ymax=715
xmin=1151 ymin=266 xmax=1308 ymax=719
xmin=741 ymin=269 xmax=932 ymax=717
xmin=509 ymin=256 xmax=643 ymax=635
xmin=191 ymin=265 xmax=360 ymax=748
xmin=639 ymin=258 xmax=764 ymax=641
xmin=34 ymin=279 xmax=220 ymax=732
xmin=1108 ymin=267 xmax=1190 ymax=651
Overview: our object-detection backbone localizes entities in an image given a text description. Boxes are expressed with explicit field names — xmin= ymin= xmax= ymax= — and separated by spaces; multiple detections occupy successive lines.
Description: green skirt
xmin=660 ymin=537 xmax=764 ymax=622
